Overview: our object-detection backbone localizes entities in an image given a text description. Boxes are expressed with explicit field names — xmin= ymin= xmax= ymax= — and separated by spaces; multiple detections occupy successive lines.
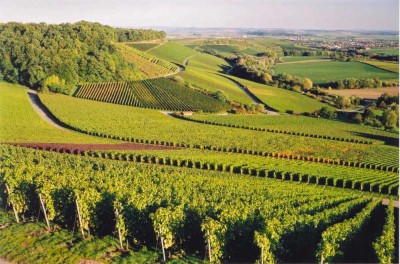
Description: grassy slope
xmin=39 ymin=93 xmax=399 ymax=166
xmin=180 ymin=68 xmax=254 ymax=105
xmin=187 ymin=53 xmax=230 ymax=72
xmin=224 ymin=75 xmax=332 ymax=113
xmin=359 ymin=60 xmax=399 ymax=73
xmin=273 ymin=61 xmax=399 ymax=84
xmin=0 ymin=82 xmax=114 ymax=144
xmin=148 ymin=41 xmax=197 ymax=64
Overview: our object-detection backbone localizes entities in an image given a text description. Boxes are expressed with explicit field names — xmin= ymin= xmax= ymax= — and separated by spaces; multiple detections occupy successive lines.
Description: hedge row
xmin=14 ymin=145 xmax=399 ymax=196
xmin=171 ymin=113 xmax=374 ymax=145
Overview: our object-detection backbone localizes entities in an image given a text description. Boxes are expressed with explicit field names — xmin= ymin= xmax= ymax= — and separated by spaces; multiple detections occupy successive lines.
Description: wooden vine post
xmin=115 ymin=207 xmax=123 ymax=250
xmin=75 ymin=198 xmax=85 ymax=239
xmin=5 ymin=183 xmax=19 ymax=223
xmin=207 ymin=229 xmax=212 ymax=263
xmin=159 ymin=224 xmax=166 ymax=262
xmin=38 ymin=193 xmax=50 ymax=229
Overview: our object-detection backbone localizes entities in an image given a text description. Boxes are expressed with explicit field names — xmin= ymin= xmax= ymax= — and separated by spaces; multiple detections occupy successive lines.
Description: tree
xmin=352 ymin=113 xmax=363 ymax=124
xmin=382 ymin=110 xmax=398 ymax=130
xmin=302 ymin=78 xmax=313 ymax=90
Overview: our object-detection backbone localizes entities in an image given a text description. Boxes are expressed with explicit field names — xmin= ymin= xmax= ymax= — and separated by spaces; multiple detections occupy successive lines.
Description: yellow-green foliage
xmin=39 ymin=92 xmax=397 ymax=166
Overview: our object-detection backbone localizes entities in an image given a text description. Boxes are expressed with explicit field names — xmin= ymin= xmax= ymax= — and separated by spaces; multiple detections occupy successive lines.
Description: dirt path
xmin=0 ymin=258 xmax=11 ymax=264
xmin=27 ymin=90 xmax=65 ymax=130
xmin=219 ymin=73 xmax=279 ymax=115
xmin=183 ymin=55 xmax=196 ymax=67
xmin=145 ymin=41 xmax=166 ymax=52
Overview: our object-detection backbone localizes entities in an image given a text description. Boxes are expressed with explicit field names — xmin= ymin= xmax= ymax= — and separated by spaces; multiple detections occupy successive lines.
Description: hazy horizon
xmin=1 ymin=0 xmax=399 ymax=31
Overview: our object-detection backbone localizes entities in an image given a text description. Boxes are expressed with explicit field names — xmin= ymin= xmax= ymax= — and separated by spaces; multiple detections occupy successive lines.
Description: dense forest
xmin=0 ymin=21 xmax=165 ymax=94
xmin=116 ymin=28 xmax=165 ymax=42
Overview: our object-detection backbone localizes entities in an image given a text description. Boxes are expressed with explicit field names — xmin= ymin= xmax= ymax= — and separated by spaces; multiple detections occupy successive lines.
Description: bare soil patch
xmin=327 ymin=87 xmax=399 ymax=99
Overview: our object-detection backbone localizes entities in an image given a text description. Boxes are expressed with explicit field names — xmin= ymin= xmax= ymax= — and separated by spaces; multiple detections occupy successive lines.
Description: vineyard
xmin=116 ymin=43 xmax=179 ymax=79
xmin=39 ymin=93 xmax=400 ymax=169
xmin=1 ymin=145 xmax=398 ymax=263
xmin=74 ymin=78 xmax=229 ymax=112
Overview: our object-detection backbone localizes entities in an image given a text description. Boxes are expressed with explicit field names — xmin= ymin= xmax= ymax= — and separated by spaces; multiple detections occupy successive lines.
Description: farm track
xmin=218 ymin=73 xmax=280 ymax=115
xmin=27 ymin=90 xmax=65 ymax=130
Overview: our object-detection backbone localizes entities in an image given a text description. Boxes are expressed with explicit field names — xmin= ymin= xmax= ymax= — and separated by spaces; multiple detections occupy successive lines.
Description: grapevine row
xmin=172 ymin=113 xmax=374 ymax=145
xmin=2 ymin=145 xmax=374 ymax=263
xmin=9 ymin=144 xmax=398 ymax=195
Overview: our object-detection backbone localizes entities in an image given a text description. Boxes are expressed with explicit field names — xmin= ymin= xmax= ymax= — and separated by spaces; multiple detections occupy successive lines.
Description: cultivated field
xmin=273 ymin=61 xmax=399 ymax=85
xmin=327 ymin=87 xmax=399 ymax=99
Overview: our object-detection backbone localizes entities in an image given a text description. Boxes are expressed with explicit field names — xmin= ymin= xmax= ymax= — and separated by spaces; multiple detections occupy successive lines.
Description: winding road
xmin=27 ymin=90 xmax=65 ymax=130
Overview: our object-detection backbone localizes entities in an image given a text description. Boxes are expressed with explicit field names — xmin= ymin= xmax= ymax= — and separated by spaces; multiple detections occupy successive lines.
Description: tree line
xmin=0 ymin=21 xmax=166 ymax=94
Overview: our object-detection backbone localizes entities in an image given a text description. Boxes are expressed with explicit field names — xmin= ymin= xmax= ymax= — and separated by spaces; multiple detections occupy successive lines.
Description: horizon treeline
xmin=0 ymin=21 xmax=165 ymax=93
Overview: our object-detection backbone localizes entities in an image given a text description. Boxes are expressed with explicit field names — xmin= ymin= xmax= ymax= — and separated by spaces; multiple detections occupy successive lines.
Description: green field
xmin=364 ymin=48 xmax=399 ymax=56
xmin=280 ymin=56 xmax=330 ymax=62
xmin=0 ymin=82 xmax=114 ymax=144
xmin=38 ymin=93 xmax=398 ymax=167
xmin=148 ymin=41 xmax=197 ymax=64
xmin=225 ymin=74 xmax=332 ymax=113
xmin=360 ymin=60 xmax=399 ymax=73
xmin=273 ymin=61 xmax=399 ymax=85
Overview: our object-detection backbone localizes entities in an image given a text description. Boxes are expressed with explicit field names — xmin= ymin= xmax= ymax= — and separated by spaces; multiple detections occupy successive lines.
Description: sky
xmin=0 ymin=0 xmax=398 ymax=31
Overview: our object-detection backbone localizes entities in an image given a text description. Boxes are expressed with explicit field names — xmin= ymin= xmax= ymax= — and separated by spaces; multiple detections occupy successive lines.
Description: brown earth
xmin=3 ymin=142 xmax=178 ymax=151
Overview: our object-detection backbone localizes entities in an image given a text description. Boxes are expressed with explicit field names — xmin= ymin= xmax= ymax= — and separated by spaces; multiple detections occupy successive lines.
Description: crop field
xmin=116 ymin=43 xmax=179 ymax=78
xmin=364 ymin=47 xmax=399 ymax=56
xmin=38 ymin=93 xmax=399 ymax=167
xmin=280 ymin=56 xmax=330 ymax=63
xmin=272 ymin=61 xmax=399 ymax=85
xmin=127 ymin=42 xmax=160 ymax=51
xmin=360 ymin=60 xmax=399 ymax=73
xmin=1 ymin=145 xmax=398 ymax=263
xmin=180 ymin=68 xmax=254 ymax=105
xmin=148 ymin=41 xmax=197 ymax=64
xmin=0 ymin=82 xmax=114 ymax=144
xmin=225 ymin=74 xmax=332 ymax=113
xmin=74 ymin=78 xmax=229 ymax=112
xmin=327 ymin=87 xmax=399 ymax=99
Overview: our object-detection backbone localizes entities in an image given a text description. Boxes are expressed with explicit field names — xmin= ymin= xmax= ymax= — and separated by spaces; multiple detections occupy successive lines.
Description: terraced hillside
xmin=116 ymin=43 xmax=179 ymax=79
